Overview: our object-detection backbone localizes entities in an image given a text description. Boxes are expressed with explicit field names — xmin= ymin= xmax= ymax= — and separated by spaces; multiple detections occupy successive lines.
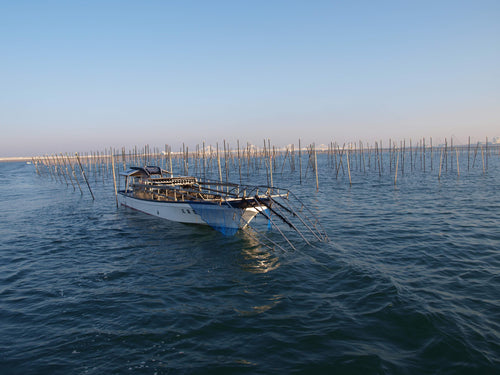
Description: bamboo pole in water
xmin=111 ymin=153 xmax=118 ymax=207
xmin=430 ymin=137 xmax=433 ymax=171
xmin=468 ymin=136 xmax=470 ymax=172
xmin=298 ymin=139 xmax=302 ymax=184
xmin=438 ymin=148 xmax=443 ymax=180
xmin=314 ymin=143 xmax=319 ymax=191
xmin=237 ymin=140 xmax=242 ymax=184
xmin=394 ymin=148 xmax=399 ymax=187
xmin=481 ymin=146 xmax=485 ymax=174
xmin=450 ymin=137 xmax=454 ymax=173
xmin=75 ymin=152 xmax=95 ymax=200
xmin=423 ymin=138 xmax=426 ymax=173
xmin=269 ymin=141 xmax=273 ymax=187
xmin=59 ymin=153 xmax=76 ymax=191
xmin=217 ymin=143 xmax=222 ymax=184
xmin=486 ymin=136 xmax=488 ymax=171
xmin=54 ymin=154 xmax=69 ymax=186
xmin=389 ymin=139 xmax=392 ymax=172
xmin=346 ymin=147 xmax=352 ymax=186
xmin=472 ymin=142 xmax=479 ymax=168
xmin=65 ymin=153 xmax=83 ymax=195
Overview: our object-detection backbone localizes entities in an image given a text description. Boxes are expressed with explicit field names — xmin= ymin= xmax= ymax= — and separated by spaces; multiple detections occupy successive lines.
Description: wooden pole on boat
xmin=111 ymin=152 xmax=118 ymax=208
xmin=75 ymin=152 xmax=95 ymax=200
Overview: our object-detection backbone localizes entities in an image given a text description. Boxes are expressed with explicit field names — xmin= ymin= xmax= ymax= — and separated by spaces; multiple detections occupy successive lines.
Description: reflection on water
xmin=235 ymin=294 xmax=283 ymax=316
xmin=237 ymin=230 xmax=281 ymax=274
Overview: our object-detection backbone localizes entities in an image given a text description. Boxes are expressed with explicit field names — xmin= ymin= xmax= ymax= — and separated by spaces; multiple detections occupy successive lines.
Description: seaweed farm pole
xmin=394 ymin=148 xmax=399 ymax=187
xmin=450 ymin=137 xmax=454 ymax=173
xmin=59 ymin=154 xmax=76 ymax=191
xmin=438 ymin=148 xmax=443 ymax=180
xmin=203 ymin=141 xmax=206 ymax=181
xmin=481 ymin=145 xmax=485 ymax=174
xmin=65 ymin=153 xmax=83 ymax=195
xmin=410 ymin=139 xmax=413 ymax=172
xmin=445 ymin=138 xmax=448 ymax=172
xmin=430 ymin=137 xmax=433 ymax=171
xmin=472 ymin=142 xmax=479 ymax=168
xmin=400 ymin=140 xmax=404 ymax=176
xmin=217 ymin=143 xmax=222 ymax=184
xmin=346 ymin=146 xmax=352 ymax=186
xmin=336 ymin=144 xmax=345 ymax=178
xmin=246 ymin=143 xmax=251 ymax=178
xmin=314 ymin=143 xmax=319 ymax=192
xmin=389 ymin=139 xmax=392 ymax=172
xmin=223 ymin=139 xmax=229 ymax=183
xmin=299 ymin=139 xmax=302 ymax=184
xmin=75 ymin=152 xmax=95 ymax=200
xmin=486 ymin=136 xmax=488 ymax=171
xmin=57 ymin=154 xmax=70 ymax=184
xmin=456 ymin=148 xmax=460 ymax=178
xmin=361 ymin=140 xmax=366 ymax=173
xmin=380 ymin=140 xmax=383 ymax=173
xmin=111 ymin=153 xmax=118 ymax=207
xmin=376 ymin=142 xmax=381 ymax=177
xmin=468 ymin=136 xmax=471 ymax=171
xmin=269 ymin=141 xmax=273 ymax=187
xmin=423 ymin=138 xmax=426 ymax=173
xmin=169 ymin=146 xmax=173 ymax=177
xmin=237 ymin=139 xmax=242 ymax=184
xmin=32 ymin=157 xmax=40 ymax=175
xmin=334 ymin=142 xmax=338 ymax=175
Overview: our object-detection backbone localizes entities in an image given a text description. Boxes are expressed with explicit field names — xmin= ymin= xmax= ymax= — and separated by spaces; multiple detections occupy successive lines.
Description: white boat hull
xmin=117 ymin=193 xmax=263 ymax=233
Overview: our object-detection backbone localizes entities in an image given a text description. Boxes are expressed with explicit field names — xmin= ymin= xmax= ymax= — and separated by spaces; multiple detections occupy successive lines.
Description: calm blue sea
xmin=1 ymin=152 xmax=499 ymax=374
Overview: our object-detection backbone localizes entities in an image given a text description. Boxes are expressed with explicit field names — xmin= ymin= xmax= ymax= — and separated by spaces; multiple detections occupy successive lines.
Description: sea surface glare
xmin=0 ymin=156 xmax=499 ymax=374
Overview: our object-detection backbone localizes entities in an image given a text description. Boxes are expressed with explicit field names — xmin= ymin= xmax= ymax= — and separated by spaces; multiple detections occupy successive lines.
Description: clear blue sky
xmin=1 ymin=0 xmax=499 ymax=156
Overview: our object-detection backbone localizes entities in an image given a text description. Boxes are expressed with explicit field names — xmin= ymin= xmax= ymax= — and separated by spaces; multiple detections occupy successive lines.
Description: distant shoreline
xmin=0 ymin=157 xmax=33 ymax=162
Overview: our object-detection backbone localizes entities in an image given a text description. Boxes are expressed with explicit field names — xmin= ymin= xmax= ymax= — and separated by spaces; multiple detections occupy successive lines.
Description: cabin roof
xmin=119 ymin=166 xmax=166 ymax=177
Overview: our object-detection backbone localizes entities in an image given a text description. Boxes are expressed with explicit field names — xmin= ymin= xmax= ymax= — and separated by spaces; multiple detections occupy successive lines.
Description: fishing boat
xmin=117 ymin=166 xmax=328 ymax=246
xmin=118 ymin=166 xmax=284 ymax=235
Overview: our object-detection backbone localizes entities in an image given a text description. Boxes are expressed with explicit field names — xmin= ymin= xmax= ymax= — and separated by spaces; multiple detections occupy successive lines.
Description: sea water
xmin=0 ymin=155 xmax=499 ymax=374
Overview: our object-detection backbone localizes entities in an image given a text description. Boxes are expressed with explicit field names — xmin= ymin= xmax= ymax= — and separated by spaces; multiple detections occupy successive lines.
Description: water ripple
xmin=1 ymin=160 xmax=499 ymax=374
